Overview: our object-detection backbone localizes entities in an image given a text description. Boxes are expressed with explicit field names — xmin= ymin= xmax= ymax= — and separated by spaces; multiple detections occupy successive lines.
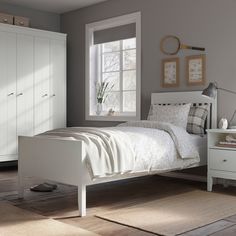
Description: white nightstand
xmin=207 ymin=129 xmax=236 ymax=191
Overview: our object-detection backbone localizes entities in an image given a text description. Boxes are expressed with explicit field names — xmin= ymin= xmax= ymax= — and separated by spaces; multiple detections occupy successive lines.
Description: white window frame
xmin=85 ymin=12 xmax=141 ymax=121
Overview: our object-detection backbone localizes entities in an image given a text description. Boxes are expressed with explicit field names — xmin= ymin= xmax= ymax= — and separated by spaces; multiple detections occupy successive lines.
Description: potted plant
xmin=96 ymin=81 xmax=114 ymax=115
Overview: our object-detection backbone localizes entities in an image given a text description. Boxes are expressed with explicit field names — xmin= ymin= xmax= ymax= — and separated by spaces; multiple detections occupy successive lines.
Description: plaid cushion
xmin=187 ymin=105 xmax=209 ymax=136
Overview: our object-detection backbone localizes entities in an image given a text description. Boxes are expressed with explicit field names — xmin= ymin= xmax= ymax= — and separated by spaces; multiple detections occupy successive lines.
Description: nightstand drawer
xmin=209 ymin=149 xmax=236 ymax=172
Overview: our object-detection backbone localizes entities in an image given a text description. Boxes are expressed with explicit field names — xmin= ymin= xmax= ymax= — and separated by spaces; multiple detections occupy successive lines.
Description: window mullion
xmin=120 ymin=40 xmax=123 ymax=113
xmin=100 ymin=45 xmax=104 ymax=112
xmin=100 ymin=45 xmax=103 ymax=83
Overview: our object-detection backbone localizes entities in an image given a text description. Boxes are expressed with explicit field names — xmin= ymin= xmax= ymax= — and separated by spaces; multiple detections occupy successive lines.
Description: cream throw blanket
xmin=43 ymin=127 xmax=135 ymax=179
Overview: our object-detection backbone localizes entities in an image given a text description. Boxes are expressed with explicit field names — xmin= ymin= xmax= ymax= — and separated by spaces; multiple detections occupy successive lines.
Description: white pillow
xmin=147 ymin=103 xmax=191 ymax=129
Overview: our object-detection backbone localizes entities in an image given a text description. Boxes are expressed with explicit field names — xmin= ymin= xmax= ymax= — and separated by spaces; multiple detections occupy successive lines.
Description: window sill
xmin=86 ymin=113 xmax=139 ymax=122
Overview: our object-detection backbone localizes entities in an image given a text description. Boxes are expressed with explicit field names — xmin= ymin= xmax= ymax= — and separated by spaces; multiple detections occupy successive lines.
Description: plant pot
xmin=96 ymin=103 xmax=102 ymax=115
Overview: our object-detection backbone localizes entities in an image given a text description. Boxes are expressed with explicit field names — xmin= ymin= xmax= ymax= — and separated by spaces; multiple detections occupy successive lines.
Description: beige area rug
xmin=0 ymin=202 xmax=99 ymax=236
xmin=97 ymin=190 xmax=236 ymax=236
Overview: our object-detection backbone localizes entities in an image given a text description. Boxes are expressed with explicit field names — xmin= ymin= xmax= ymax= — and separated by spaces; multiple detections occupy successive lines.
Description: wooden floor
xmin=1 ymin=166 xmax=236 ymax=236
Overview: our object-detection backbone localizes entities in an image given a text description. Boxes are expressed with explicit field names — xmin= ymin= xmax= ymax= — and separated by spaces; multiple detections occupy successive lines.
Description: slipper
xmin=30 ymin=183 xmax=54 ymax=192
xmin=44 ymin=182 xmax=58 ymax=190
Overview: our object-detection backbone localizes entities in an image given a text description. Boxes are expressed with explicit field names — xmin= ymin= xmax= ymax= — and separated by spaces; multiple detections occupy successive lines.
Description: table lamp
xmin=202 ymin=82 xmax=236 ymax=129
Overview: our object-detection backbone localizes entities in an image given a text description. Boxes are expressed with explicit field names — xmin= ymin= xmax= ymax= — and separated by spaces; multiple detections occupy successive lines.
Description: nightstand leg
xmin=207 ymin=176 xmax=213 ymax=192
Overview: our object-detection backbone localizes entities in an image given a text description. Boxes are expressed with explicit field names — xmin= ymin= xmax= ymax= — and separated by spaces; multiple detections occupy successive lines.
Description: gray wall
xmin=61 ymin=0 xmax=236 ymax=127
xmin=0 ymin=2 xmax=60 ymax=32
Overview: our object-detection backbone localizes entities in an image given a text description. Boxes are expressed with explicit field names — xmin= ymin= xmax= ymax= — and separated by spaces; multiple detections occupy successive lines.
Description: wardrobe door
xmin=17 ymin=34 xmax=34 ymax=139
xmin=34 ymin=37 xmax=50 ymax=135
xmin=50 ymin=39 xmax=66 ymax=129
xmin=0 ymin=31 xmax=17 ymax=157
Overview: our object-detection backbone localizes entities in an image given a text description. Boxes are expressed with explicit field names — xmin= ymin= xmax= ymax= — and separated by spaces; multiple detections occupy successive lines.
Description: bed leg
xmin=78 ymin=184 xmax=86 ymax=217
xmin=207 ymin=175 xmax=213 ymax=192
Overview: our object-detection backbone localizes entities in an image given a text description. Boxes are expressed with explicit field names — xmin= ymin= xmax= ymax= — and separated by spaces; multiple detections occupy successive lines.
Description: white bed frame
xmin=18 ymin=91 xmax=217 ymax=217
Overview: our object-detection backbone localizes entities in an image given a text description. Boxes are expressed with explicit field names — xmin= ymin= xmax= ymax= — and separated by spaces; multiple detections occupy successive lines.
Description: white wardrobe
xmin=0 ymin=23 xmax=66 ymax=162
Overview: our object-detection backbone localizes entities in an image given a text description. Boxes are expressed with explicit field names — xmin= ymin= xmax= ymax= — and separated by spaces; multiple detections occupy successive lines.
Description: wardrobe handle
xmin=42 ymin=94 xmax=48 ymax=98
xmin=7 ymin=92 xmax=14 ymax=96
xmin=51 ymin=94 xmax=56 ymax=97
xmin=17 ymin=93 xmax=23 ymax=97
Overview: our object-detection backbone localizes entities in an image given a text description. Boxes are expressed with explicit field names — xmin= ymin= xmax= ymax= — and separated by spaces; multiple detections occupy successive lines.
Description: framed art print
xmin=186 ymin=54 xmax=206 ymax=86
xmin=162 ymin=58 xmax=179 ymax=88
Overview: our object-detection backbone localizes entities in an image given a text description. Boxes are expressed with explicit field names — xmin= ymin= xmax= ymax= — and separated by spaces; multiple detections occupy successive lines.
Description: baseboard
xmin=0 ymin=161 xmax=17 ymax=168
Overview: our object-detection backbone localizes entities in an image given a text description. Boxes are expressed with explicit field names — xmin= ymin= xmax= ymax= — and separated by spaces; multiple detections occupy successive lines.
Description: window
xmin=85 ymin=12 xmax=141 ymax=121
xmin=99 ymin=38 xmax=136 ymax=114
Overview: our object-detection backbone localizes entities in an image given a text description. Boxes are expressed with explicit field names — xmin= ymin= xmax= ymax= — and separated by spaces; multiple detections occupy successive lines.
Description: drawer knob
xmin=20 ymin=21 xmax=24 ymax=25
xmin=223 ymin=159 xmax=227 ymax=162
xmin=3 ymin=18 xmax=8 ymax=22
xmin=42 ymin=94 xmax=48 ymax=98
xmin=17 ymin=93 xmax=23 ymax=96
xmin=7 ymin=92 xmax=14 ymax=96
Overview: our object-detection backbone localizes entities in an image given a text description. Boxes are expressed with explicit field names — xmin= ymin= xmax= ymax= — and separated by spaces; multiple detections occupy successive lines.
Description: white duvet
xmin=42 ymin=121 xmax=200 ymax=179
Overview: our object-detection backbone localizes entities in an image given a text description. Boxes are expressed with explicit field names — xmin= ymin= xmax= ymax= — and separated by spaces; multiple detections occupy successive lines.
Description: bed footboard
xmin=18 ymin=136 xmax=87 ymax=216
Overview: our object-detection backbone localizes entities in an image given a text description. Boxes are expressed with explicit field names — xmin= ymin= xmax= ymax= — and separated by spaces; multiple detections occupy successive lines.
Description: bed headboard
xmin=151 ymin=91 xmax=217 ymax=129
